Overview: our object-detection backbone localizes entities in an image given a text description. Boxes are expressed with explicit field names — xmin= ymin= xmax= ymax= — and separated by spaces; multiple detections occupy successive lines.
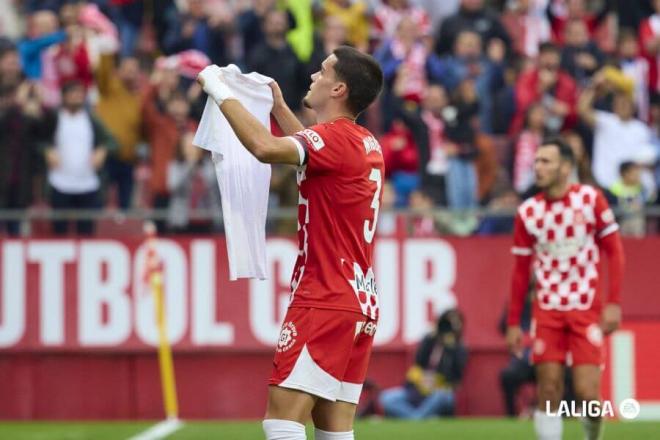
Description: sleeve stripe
xmin=287 ymin=136 xmax=306 ymax=166
xmin=599 ymin=223 xmax=619 ymax=238
xmin=511 ymin=247 xmax=533 ymax=256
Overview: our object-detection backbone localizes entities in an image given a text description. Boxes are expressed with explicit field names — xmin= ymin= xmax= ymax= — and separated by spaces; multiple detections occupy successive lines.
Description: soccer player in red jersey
xmin=197 ymin=47 xmax=384 ymax=440
xmin=506 ymin=138 xmax=625 ymax=440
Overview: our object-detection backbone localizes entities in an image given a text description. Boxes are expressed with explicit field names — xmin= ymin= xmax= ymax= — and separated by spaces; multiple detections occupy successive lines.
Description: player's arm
xmin=599 ymin=231 xmax=624 ymax=334
xmin=197 ymin=65 xmax=305 ymax=166
xmin=595 ymin=191 xmax=625 ymax=334
xmin=506 ymin=212 xmax=534 ymax=357
xmin=220 ymin=100 xmax=305 ymax=165
xmin=269 ymin=81 xmax=305 ymax=135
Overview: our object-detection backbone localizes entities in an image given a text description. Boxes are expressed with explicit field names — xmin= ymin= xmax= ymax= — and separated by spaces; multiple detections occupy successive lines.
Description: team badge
xmin=277 ymin=321 xmax=298 ymax=353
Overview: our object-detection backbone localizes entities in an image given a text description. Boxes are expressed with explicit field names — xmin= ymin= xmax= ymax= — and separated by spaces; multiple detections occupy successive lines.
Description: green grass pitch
xmin=0 ymin=419 xmax=659 ymax=440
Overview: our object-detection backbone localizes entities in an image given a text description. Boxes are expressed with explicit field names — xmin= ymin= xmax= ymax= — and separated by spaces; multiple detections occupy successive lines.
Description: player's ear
xmin=331 ymin=81 xmax=348 ymax=98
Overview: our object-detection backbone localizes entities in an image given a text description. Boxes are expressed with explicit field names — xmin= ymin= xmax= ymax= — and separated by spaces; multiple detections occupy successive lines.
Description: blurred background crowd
xmin=1 ymin=0 xmax=659 ymax=237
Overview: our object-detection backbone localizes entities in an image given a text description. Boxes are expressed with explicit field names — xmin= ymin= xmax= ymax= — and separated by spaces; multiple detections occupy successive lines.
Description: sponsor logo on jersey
xmin=363 ymin=321 xmax=377 ymax=337
xmin=299 ymin=129 xmax=325 ymax=151
xmin=363 ymin=136 xmax=382 ymax=155
xmin=355 ymin=321 xmax=377 ymax=339
xmin=354 ymin=266 xmax=377 ymax=297
xmin=537 ymin=236 xmax=587 ymax=259
xmin=277 ymin=321 xmax=298 ymax=353
xmin=345 ymin=261 xmax=379 ymax=319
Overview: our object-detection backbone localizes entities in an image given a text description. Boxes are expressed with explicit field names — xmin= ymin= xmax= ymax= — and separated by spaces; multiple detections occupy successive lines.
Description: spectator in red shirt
xmin=381 ymin=118 xmax=420 ymax=178
xmin=380 ymin=117 xmax=420 ymax=206
xmin=510 ymin=42 xmax=578 ymax=136
xmin=560 ymin=19 xmax=604 ymax=88
xmin=51 ymin=25 xmax=93 ymax=89
xmin=546 ymin=0 xmax=614 ymax=46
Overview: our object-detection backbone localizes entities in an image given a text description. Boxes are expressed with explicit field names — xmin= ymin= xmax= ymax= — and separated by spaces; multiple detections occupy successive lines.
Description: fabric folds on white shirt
xmin=193 ymin=64 xmax=273 ymax=280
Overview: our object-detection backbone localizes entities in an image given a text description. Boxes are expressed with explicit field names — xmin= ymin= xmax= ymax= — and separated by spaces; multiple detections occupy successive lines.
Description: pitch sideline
xmin=127 ymin=418 xmax=184 ymax=440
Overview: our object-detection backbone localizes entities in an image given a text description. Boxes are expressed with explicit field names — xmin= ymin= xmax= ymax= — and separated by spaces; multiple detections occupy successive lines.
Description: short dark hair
xmin=651 ymin=91 xmax=660 ymax=107
xmin=167 ymin=90 xmax=188 ymax=104
xmin=619 ymin=161 xmax=638 ymax=175
xmin=436 ymin=309 xmax=464 ymax=339
xmin=539 ymin=42 xmax=560 ymax=56
xmin=0 ymin=84 xmax=15 ymax=100
xmin=540 ymin=137 xmax=575 ymax=164
xmin=0 ymin=38 xmax=16 ymax=58
xmin=332 ymin=46 xmax=384 ymax=116
xmin=61 ymin=80 xmax=85 ymax=95
xmin=618 ymin=27 xmax=638 ymax=45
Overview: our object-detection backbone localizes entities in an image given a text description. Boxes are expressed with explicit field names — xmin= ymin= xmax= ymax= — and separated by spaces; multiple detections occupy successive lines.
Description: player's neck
xmin=544 ymin=181 xmax=571 ymax=200
xmin=315 ymin=106 xmax=356 ymax=124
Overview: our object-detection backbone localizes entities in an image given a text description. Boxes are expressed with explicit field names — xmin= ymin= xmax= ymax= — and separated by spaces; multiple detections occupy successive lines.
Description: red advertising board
xmin=0 ymin=237 xmax=658 ymax=419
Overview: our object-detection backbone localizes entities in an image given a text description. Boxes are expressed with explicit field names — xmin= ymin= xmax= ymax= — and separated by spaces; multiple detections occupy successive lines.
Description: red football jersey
xmin=512 ymin=184 xmax=619 ymax=312
xmin=286 ymin=118 xmax=385 ymax=320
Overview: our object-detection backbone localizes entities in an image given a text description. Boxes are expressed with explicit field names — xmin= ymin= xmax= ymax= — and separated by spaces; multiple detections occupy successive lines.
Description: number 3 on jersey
xmin=363 ymin=168 xmax=382 ymax=243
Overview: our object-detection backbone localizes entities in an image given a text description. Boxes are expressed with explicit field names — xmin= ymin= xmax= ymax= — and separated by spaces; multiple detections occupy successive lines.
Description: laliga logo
xmin=546 ymin=399 xmax=640 ymax=419
xmin=618 ymin=398 xmax=641 ymax=420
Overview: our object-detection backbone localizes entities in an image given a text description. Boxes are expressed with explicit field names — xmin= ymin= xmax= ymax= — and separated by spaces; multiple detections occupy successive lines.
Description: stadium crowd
xmin=0 ymin=0 xmax=659 ymax=236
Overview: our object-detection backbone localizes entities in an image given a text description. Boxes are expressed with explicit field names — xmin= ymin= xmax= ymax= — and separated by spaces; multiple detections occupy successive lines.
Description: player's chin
xmin=302 ymin=97 xmax=312 ymax=109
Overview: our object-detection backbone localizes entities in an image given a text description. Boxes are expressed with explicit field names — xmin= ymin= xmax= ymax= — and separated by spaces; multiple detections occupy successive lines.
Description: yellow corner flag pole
xmin=144 ymin=222 xmax=179 ymax=420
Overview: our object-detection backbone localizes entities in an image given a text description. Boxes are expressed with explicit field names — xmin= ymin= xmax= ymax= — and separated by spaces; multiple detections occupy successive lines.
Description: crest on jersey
xmin=277 ymin=321 xmax=298 ymax=353
xmin=299 ymin=129 xmax=325 ymax=151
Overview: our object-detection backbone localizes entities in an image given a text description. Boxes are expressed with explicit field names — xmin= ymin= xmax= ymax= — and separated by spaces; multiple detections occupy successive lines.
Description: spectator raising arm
xmin=578 ymin=83 xmax=597 ymax=128
xmin=95 ymin=53 xmax=116 ymax=98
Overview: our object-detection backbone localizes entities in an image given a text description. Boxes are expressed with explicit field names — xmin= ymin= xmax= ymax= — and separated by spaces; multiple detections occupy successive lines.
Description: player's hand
xmin=506 ymin=325 xmax=524 ymax=358
xmin=601 ymin=303 xmax=622 ymax=335
xmin=187 ymin=81 xmax=203 ymax=101
xmin=269 ymin=81 xmax=286 ymax=110
xmin=197 ymin=65 xmax=236 ymax=105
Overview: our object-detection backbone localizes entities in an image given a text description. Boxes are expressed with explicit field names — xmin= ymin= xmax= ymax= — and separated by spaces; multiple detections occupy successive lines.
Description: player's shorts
xmin=530 ymin=308 xmax=604 ymax=366
xmin=269 ymin=307 xmax=377 ymax=404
